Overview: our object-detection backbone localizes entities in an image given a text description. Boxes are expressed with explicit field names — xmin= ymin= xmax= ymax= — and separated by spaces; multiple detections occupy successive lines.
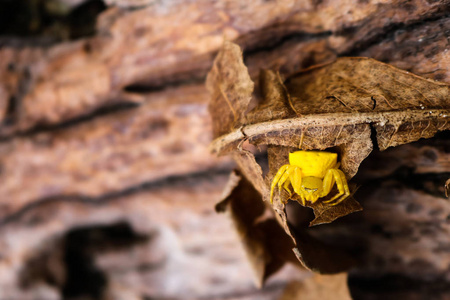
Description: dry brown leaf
xmin=279 ymin=273 xmax=352 ymax=300
xmin=215 ymin=171 xmax=299 ymax=287
xmin=246 ymin=70 xmax=296 ymax=124
xmin=206 ymin=41 xmax=254 ymax=138
xmin=306 ymin=194 xmax=362 ymax=227
xmin=232 ymin=150 xmax=266 ymax=196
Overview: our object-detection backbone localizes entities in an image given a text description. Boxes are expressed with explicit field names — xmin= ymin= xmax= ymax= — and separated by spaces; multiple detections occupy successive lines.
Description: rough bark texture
xmin=0 ymin=0 xmax=449 ymax=299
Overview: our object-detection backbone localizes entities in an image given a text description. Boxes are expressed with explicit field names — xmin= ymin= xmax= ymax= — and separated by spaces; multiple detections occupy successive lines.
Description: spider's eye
xmin=302 ymin=176 xmax=322 ymax=194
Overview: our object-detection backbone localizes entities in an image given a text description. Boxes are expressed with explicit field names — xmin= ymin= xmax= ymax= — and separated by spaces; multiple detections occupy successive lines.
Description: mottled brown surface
xmin=360 ymin=17 xmax=450 ymax=83
xmin=0 ymin=172 xmax=307 ymax=299
xmin=0 ymin=85 xmax=232 ymax=220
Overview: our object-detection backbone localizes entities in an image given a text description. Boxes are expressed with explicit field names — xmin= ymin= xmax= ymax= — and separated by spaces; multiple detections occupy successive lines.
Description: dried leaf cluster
xmin=207 ymin=41 xmax=450 ymax=284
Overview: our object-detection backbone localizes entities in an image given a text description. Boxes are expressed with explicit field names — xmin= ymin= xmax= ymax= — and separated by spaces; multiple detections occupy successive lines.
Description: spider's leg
xmin=330 ymin=169 xmax=351 ymax=206
xmin=323 ymin=169 xmax=350 ymax=205
xmin=276 ymin=169 xmax=292 ymax=203
xmin=280 ymin=166 xmax=302 ymax=204
xmin=320 ymin=169 xmax=336 ymax=197
xmin=283 ymin=180 xmax=292 ymax=196
xmin=270 ymin=164 xmax=290 ymax=204
xmin=277 ymin=166 xmax=294 ymax=190
xmin=299 ymin=192 xmax=306 ymax=206
xmin=323 ymin=169 xmax=344 ymax=203
xmin=289 ymin=166 xmax=303 ymax=196
xmin=277 ymin=165 xmax=300 ymax=203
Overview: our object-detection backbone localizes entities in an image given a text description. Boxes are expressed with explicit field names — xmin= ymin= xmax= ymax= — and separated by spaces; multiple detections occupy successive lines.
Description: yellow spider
xmin=270 ymin=150 xmax=350 ymax=206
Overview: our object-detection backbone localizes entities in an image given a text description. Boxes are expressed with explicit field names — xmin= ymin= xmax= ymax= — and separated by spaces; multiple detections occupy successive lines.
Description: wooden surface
xmin=0 ymin=0 xmax=449 ymax=299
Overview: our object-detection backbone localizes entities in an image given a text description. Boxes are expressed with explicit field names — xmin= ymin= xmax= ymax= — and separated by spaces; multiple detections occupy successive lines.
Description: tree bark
xmin=0 ymin=1 xmax=448 ymax=299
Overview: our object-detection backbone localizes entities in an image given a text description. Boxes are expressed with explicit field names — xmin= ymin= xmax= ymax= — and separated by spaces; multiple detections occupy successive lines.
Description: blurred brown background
xmin=0 ymin=0 xmax=449 ymax=299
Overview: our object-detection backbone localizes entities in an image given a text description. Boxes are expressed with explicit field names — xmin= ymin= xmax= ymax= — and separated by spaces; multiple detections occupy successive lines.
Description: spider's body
xmin=270 ymin=151 xmax=350 ymax=206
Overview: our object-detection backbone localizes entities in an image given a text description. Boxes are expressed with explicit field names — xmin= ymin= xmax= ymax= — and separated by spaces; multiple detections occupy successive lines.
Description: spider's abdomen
xmin=289 ymin=150 xmax=337 ymax=178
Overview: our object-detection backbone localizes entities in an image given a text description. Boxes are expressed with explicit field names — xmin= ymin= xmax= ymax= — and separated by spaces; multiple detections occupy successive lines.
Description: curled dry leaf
xmin=215 ymin=171 xmax=300 ymax=287
xmin=206 ymin=41 xmax=254 ymax=138
xmin=207 ymin=42 xmax=450 ymax=274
